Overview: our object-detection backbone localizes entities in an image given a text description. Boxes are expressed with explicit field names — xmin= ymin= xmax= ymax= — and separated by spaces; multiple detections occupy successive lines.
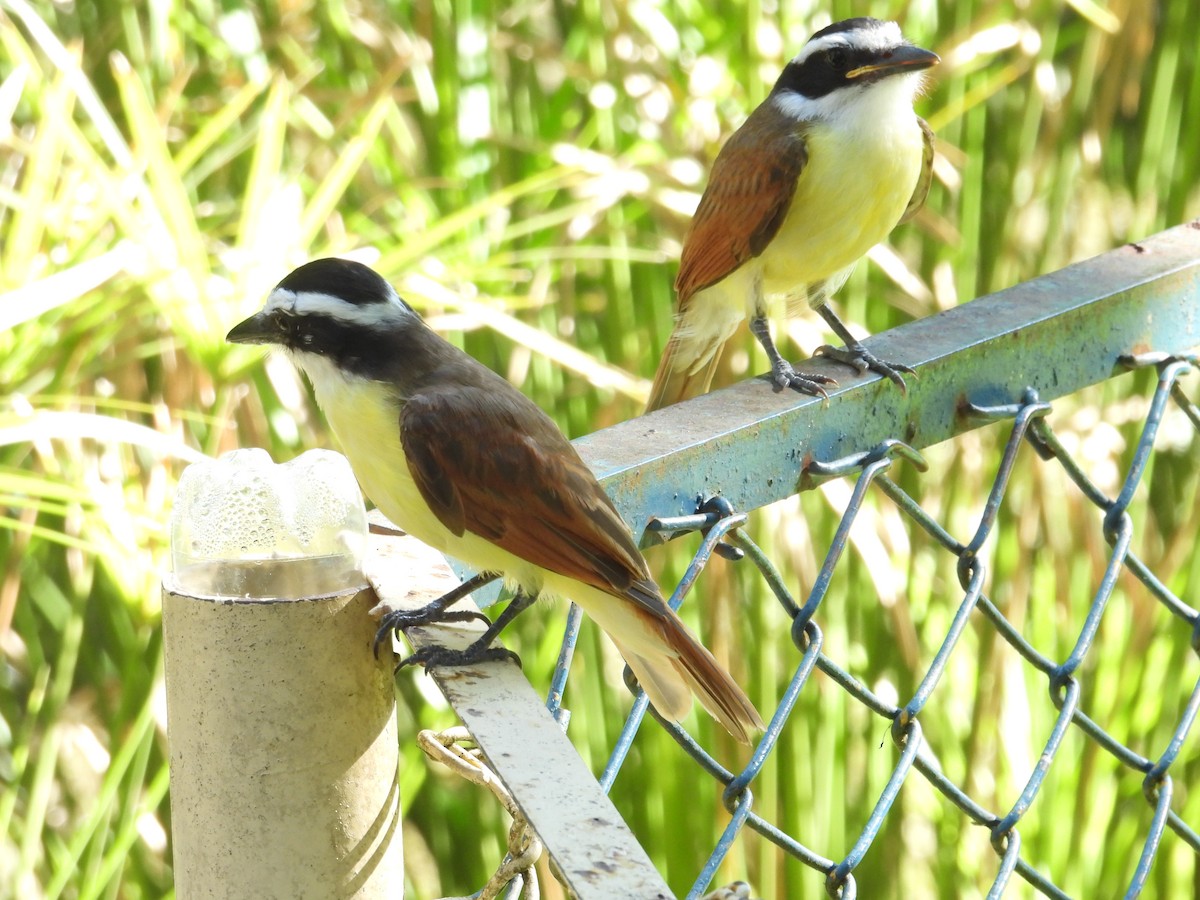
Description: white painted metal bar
xmin=363 ymin=522 xmax=675 ymax=900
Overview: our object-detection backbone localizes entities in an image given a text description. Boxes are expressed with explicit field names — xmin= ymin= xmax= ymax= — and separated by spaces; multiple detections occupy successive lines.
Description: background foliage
xmin=2 ymin=0 xmax=1198 ymax=897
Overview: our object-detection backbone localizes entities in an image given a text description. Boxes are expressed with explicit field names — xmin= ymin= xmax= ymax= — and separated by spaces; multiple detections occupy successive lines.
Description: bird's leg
xmin=373 ymin=571 xmax=497 ymax=659
xmin=395 ymin=589 xmax=536 ymax=670
xmin=814 ymin=304 xmax=915 ymax=393
xmin=748 ymin=315 xmax=837 ymax=399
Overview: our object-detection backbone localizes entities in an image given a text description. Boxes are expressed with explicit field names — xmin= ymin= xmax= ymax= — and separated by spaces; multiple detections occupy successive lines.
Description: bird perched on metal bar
xmin=227 ymin=258 xmax=764 ymax=743
xmin=647 ymin=17 xmax=938 ymax=410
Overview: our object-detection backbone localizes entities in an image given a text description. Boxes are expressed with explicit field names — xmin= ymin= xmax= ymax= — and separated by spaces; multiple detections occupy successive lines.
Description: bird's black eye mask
xmin=285 ymin=313 xmax=414 ymax=380
xmin=774 ymin=45 xmax=883 ymax=98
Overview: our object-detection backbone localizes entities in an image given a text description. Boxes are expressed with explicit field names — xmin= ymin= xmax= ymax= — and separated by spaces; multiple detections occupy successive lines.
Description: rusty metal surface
xmin=363 ymin=522 xmax=675 ymax=900
xmin=578 ymin=222 xmax=1200 ymax=536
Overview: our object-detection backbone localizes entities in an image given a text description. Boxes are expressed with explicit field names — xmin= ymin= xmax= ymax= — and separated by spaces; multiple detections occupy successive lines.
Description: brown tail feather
xmin=574 ymin=583 xmax=763 ymax=743
xmin=646 ymin=334 xmax=725 ymax=412
xmin=613 ymin=643 xmax=692 ymax=721
xmin=659 ymin=615 xmax=764 ymax=744
xmin=616 ymin=627 xmax=762 ymax=745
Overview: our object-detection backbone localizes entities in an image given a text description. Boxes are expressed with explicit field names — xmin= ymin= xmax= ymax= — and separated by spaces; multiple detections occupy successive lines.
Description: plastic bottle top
xmin=169 ymin=448 xmax=368 ymax=598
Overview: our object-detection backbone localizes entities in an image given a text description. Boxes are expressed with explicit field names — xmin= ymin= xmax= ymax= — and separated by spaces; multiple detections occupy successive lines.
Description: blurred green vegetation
xmin=2 ymin=0 xmax=1199 ymax=897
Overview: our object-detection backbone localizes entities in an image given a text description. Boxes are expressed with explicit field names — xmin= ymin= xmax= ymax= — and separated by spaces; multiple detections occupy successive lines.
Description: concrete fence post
xmin=162 ymin=449 xmax=403 ymax=899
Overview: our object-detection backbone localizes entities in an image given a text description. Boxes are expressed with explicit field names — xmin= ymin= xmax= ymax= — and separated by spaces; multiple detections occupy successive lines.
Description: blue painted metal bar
xmin=1011 ymin=857 xmax=1072 ymax=900
xmin=686 ymin=791 xmax=755 ymax=900
xmin=1149 ymin=675 xmax=1200 ymax=783
xmin=909 ymin=751 xmax=1071 ymax=898
xmin=1066 ymin=705 xmax=1153 ymax=770
xmin=902 ymin=560 xmax=984 ymax=722
xmin=577 ymin=222 xmax=1200 ymax=534
xmin=796 ymin=452 xmax=896 ymax=628
xmin=1054 ymin=520 xmax=1132 ymax=681
xmin=960 ymin=397 xmax=1052 ymax=560
xmin=831 ymin=719 xmax=924 ymax=887
xmin=1168 ymin=809 xmax=1200 ymax=853
xmin=994 ymin=679 xmax=1080 ymax=835
xmin=545 ymin=602 xmax=582 ymax=727
xmin=1128 ymin=776 xmax=1174 ymax=898
xmin=986 ymin=830 xmax=1021 ymax=899
xmin=1171 ymin=368 xmax=1200 ymax=430
xmin=1108 ymin=357 xmax=1192 ymax=517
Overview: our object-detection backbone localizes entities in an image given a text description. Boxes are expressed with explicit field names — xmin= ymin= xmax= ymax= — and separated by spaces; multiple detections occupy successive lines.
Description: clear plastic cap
xmin=169 ymin=448 xmax=368 ymax=598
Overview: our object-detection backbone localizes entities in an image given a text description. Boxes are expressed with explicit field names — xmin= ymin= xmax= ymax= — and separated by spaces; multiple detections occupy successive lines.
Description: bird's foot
xmin=769 ymin=358 xmax=838 ymax=399
xmin=815 ymin=343 xmax=915 ymax=393
xmin=373 ymin=606 xmax=491 ymax=659
xmin=396 ymin=641 xmax=521 ymax=672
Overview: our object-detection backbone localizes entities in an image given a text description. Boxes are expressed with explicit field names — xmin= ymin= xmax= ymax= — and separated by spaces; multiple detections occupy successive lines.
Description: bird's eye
xmin=827 ymin=48 xmax=848 ymax=71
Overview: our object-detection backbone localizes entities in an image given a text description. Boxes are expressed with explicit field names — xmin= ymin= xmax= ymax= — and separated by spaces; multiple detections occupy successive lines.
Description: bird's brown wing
xmin=403 ymin=375 xmax=764 ymax=743
xmin=400 ymin=383 xmax=662 ymax=611
xmin=646 ymin=108 xmax=808 ymax=410
xmin=674 ymin=106 xmax=809 ymax=306
xmin=899 ymin=117 xmax=935 ymax=225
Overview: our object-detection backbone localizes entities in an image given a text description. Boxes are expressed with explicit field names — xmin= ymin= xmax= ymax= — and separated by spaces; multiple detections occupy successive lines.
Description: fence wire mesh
xmin=537 ymin=352 xmax=1200 ymax=899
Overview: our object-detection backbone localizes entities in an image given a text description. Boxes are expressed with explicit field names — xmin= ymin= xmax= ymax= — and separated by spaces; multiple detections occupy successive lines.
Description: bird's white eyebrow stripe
xmin=263 ymin=286 xmax=417 ymax=327
xmin=791 ymin=20 xmax=904 ymax=65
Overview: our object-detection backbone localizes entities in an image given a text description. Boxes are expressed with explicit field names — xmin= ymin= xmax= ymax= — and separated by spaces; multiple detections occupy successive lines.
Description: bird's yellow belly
xmin=760 ymin=120 xmax=923 ymax=297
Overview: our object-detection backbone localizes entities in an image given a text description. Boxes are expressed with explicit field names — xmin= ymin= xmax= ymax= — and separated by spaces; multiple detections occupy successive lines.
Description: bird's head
xmin=227 ymin=258 xmax=424 ymax=381
xmin=771 ymin=18 xmax=939 ymax=124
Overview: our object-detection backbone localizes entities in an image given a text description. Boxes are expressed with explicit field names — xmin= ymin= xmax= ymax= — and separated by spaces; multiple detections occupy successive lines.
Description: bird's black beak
xmin=847 ymin=44 xmax=940 ymax=79
xmin=226 ymin=312 xmax=277 ymax=346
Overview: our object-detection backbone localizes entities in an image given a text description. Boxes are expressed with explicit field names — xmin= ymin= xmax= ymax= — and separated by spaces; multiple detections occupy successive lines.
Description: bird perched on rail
xmin=227 ymin=258 xmax=764 ymax=743
xmin=647 ymin=17 xmax=938 ymax=411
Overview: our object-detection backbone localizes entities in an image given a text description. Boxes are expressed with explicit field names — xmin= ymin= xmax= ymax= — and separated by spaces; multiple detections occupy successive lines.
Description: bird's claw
xmin=372 ymin=606 xmax=492 ymax=659
xmin=770 ymin=359 xmax=837 ymax=399
xmin=815 ymin=343 xmax=915 ymax=393
xmin=396 ymin=644 xmax=522 ymax=672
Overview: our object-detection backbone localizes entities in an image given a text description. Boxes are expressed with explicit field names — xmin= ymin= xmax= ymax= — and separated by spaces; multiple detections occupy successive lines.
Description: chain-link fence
xmin=392 ymin=223 xmax=1200 ymax=899
xmin=574 ymin=355 xmax=1200 ymax=899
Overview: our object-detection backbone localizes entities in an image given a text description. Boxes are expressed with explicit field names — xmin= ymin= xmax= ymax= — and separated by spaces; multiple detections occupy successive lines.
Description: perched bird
xmin=647 ymin=17 xmax=938 ymax=410
xmin=227 ymin=258 xmax=764 ymax=743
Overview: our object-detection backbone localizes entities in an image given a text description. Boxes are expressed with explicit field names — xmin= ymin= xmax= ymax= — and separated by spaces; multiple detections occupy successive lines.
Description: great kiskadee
xmin=227 ymin=258 xmax=764 ymax=743
xmin=647 ymin=17 xmax=938 ymax=410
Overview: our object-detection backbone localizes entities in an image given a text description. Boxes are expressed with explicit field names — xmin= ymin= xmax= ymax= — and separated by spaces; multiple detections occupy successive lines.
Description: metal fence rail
xmin=564 ymin=221 xmax=1200 ymax=898
xmin=388 ymin=222 xmax=1200 ymax=899
xmin=590 ymin=362 xmax=1200 ymax=899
